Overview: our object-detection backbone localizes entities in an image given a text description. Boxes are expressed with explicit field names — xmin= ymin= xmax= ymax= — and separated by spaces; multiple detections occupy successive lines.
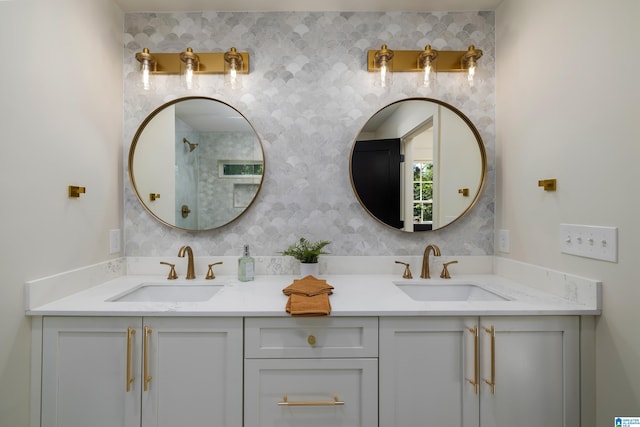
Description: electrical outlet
xmin=109 ymin=229 xmax=121 ymax=254
xmin=560 ymin=224 xmax=617 ymax=262
xmin=498 ymin=229 xmax=510 ymax=253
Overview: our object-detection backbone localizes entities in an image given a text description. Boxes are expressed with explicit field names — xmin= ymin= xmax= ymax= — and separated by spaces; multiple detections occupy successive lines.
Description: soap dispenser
xmin=238 ymin=244 xmax=255 ymax=282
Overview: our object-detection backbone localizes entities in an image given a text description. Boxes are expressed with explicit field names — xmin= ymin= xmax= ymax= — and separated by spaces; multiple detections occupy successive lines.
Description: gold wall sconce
xmin=368 ymin=44 xmax=483 ymax=87
xmin=538 ymin=179 xmax=557 ymax=192
xmin=68 ymin=185 xmax=86 ymax=198
xmin=135 ymin=47 xmax=250 ymax=90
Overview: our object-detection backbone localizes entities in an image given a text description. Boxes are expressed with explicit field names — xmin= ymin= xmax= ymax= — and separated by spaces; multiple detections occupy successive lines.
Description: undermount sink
xmin=109 ymin=283 xmax=223 ymax=302
xmin=395 ymin=283 xmax=509 ymax=302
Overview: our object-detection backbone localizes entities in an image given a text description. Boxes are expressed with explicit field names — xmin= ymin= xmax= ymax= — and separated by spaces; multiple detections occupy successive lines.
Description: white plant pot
xmin=299 ymin=262 xmax=319 ymax=277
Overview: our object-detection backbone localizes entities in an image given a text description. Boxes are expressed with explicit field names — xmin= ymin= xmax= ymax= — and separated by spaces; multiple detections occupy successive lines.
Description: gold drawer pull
xmin=278 ymin=395 xmax=344 ymax=406
xmin=466 ymin=326 xmax=479 ymax=394
xmin=143 ymin=326 xmax=153 ymax=391
xmin=307 ymin=335 xmax=316 ymax=346
xmin=483 ymin=325 xmax=496 ymax=394
xmin=126 ymin=327 xmax=136 ymax=392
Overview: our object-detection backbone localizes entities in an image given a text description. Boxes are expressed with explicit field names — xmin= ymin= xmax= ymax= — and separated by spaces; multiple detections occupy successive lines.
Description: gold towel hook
xmin=538 ymin=179 xmax=557 ymax=192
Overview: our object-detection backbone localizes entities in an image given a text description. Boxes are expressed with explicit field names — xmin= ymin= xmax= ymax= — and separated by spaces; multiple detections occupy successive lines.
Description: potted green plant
xmin=281 ymin=237 xmax=331 ymax=276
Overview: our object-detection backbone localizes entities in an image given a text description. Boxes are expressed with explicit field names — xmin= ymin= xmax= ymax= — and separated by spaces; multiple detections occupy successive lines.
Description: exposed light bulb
xmin=180 ymin=48 xmax=199 ymax=90
xmin=380 ymin=61 xmax=389 ymax=87
xmin=141 ymin=61 xmax=152 ymax=91
xmin=183 ymin=61 xmax=195 ymax=89
xmin=135 ymin=48 xmax=155 ymax=91
xmin=463 ymin=45 xmax=482 ymax=87
xmin=417 ymin=45 xmax=438 ymax=89
xmin=225 ymin=61 xmax=242 ymax=89
xmin=373 ymin=44 xmax=393 ymax=88
xmin=224 ymin=47 xmax=244 ymax=90
xmin=467 ymin=60 xmax=476 ymax=86
xmin=423 ymin=63 xmax=432 ymax=86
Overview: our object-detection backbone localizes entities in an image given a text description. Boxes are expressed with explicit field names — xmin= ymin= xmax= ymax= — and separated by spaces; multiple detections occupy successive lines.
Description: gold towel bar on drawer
xmin=277 ymin=395 xmax=344 ymax=406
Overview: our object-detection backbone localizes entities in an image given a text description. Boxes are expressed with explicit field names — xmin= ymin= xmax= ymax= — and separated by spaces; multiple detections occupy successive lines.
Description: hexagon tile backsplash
xmin=123 ymin=11 xmax=495 ymax=258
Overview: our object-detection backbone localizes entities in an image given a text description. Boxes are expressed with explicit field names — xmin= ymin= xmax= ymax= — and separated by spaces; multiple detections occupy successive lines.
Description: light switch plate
xmin=109 ymin=229 xmax=121 ymax=254
xmin=498 ymin=229 xmax=510 ymax=253
xmin=560 ymin=224 xmax=617 ymax=262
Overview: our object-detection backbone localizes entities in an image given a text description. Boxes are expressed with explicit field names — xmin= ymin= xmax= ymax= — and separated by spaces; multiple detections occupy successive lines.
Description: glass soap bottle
xmin=238 ymin=244 xmax=255 ymax=282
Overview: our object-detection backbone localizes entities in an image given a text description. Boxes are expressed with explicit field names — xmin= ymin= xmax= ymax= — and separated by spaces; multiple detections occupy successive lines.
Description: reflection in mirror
xmin=129 ymin=97 xmax=264 ymax=231
xmin=350 ymin=98 xmax=486 ymax=232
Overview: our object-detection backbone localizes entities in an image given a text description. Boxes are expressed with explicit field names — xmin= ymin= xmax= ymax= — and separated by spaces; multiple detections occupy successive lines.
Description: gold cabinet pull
xmin=483 ymin=325 xmax=496 ymax=394
xmin=277 ymin=395 xmax=344 ymax=406
xmin=466 ymin=326 xmax=479 ymax=394
xmin=143 ymin=326 xmax=152 ymax=391
xmin=126 ymin=328 xmax=136 ymax=392
xmin=307 ymin=335 xmax=316 ymax=346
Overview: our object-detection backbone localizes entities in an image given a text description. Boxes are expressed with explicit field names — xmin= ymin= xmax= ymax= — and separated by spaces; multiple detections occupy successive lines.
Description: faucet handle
xmin=160 ymin=262 xmax=178 ymax=280
xmin=206 ymin=262 xmax=223 ymax=280
xmin=394 ymin=261 xmax=413 ymax=279
xmin=440 ymin=260 xmax=458 ymax=279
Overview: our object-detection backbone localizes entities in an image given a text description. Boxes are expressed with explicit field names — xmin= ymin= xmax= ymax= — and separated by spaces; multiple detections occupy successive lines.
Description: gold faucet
xmin=420 ymin=244 xmax=441 ymax=279
xmin=178 ymin=245 xmax=196 ymax=279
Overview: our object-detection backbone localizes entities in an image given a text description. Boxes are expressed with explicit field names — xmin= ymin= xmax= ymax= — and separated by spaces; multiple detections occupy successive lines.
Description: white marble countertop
xmin=26 ymin=273 xmax=601 ymax=317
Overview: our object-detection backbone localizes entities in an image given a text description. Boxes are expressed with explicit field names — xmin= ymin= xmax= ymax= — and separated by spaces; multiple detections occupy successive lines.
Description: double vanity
xmin=26 ymin=90 xmax=598 ymax=426
xmin=27 ymin=267 xmax=600 ymax=427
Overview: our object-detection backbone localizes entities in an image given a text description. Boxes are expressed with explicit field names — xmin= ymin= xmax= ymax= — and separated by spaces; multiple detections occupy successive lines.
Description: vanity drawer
xmin=244 ymin=358 xmax=378 ymax=427
xmin=244 ymin=317 xmax=378 ymax=358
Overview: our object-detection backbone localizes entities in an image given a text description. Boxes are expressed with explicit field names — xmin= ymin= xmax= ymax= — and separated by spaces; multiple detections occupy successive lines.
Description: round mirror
xmin=129 ymin=97 xmax=264 ymax=231
xmin=350 ymin=98 xmax=486 ymax=232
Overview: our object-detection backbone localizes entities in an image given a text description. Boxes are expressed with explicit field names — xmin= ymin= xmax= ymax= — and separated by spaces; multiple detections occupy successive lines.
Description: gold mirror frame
xmin=350 ymin=97 xmax=486 ymax=232
xmin=128 ymin=96 xmax=265 ymax=232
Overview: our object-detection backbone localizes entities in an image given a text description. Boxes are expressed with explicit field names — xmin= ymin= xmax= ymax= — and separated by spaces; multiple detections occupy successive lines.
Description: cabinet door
xmin=244 ymin=358 xmax=378 ymax=427
xmin=380 ymin=317 xmax=479 ymax=427
xmin=479 ymin=316 xmax=579 ymax=427
xmin=141 ymin=317 xmax=243 ymax=427
xmin=41 ymin=317 xmax=141 ymax=427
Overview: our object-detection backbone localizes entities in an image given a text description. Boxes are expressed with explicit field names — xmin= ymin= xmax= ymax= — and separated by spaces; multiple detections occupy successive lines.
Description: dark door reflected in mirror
xmin=350 ymin=98 xmax=486 ymax=232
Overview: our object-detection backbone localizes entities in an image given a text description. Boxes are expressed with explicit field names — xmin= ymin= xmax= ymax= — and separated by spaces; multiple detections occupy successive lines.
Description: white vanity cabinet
xmin=243 ymin=317 xmax=379 ymax=427
xmin=40 ymin=316 xmax=243 ymax=427
xmin=36 ymin=312 xmax=582 ymax=427
xmin=379 ymin=316 xmax=580 ymax=427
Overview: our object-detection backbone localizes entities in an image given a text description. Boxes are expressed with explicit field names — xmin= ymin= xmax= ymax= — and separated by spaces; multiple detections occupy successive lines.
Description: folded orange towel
xmin=286 ymin=293 xmax=332 ymax=316
xmin=283 ymin=275 xmax=334 ymax=296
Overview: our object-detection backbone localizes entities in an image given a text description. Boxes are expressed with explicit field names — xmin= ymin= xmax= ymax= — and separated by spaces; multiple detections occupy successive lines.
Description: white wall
xmin=0 ymin=0 xmax=124 ymax=425
xmin=496 ymin=0 xmax=640 ymax=423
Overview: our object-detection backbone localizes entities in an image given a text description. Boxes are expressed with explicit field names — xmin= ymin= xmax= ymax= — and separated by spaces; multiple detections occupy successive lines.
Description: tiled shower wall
xmin=123 ymin=11 xmax=495 ymax=257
